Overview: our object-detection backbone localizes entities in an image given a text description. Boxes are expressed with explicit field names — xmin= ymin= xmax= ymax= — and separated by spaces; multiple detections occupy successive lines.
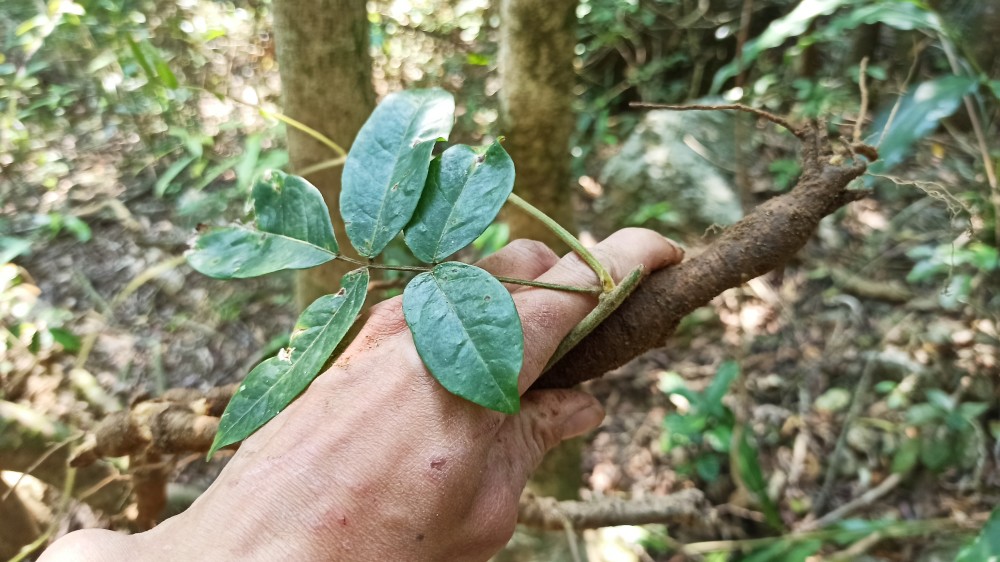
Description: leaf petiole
xmin=335 ymin=256 xmax=598 ymax=294
xmin=506 ymin=192 xmax=616 ymax=293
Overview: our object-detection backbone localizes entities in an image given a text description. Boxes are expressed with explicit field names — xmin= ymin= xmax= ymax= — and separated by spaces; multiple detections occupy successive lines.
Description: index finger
xmin=513 ymin=228 xmax=683 ymax=392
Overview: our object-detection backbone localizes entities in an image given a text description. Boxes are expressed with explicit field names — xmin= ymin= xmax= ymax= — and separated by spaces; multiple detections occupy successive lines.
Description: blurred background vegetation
xmin=1 ymin=0 xmax=998 ymax=560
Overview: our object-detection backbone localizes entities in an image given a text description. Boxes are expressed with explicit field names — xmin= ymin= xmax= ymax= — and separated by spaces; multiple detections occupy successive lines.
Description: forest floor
xmin=5 ymin=120 xmax=998 ymax=560
xmin=3 ymin=8 xmax=998 ymax=558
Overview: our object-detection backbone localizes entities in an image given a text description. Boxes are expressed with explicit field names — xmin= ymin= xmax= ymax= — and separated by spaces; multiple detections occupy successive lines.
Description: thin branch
xmin=629 ymin=102 xmax=805 ymax=138
xmin=800 ymin=472 xmax=904 ymax=532
xmin=517 ymin=489 xmax=706 ymax=530
xmin=853 ymin=57 xmax=870 ymax=144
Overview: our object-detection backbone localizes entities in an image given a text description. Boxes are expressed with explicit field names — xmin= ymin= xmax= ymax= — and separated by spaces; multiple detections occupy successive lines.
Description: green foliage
xmin=404 ymin=141 xmax=515 ymax=262
xmin=0 ymin=263 xmax=79 ymax=363
xmin=660 ymin=362 xmax=781 ymax=527
xmin=956 ymin=506 xmax=1000 ymax=562
xmin=660 ymin=361 xmax=739 ymax=466
xmin=208 ymin=268 xmax=369 ymax=457
xmin=403 ymin=262 xmax=523 ymax=413
xmin=906 ymin=241 xmax=998 ymax=309
xmin=868 ymin=76 xmax=981 ymax=174
xmin=711 ymin=0 xmax=946 ymax=94
xmin=191 ymin=88 xmax=545 ymax=447
xmin=891 ymin=389 xmax=989 ymax=473
xmin=341 ymin=88 xmax=455 ymax=258
xmin=187 ymin=171 xmax=339 ymax=279
xmin=659 ymin=362 xmax=738 ymax=481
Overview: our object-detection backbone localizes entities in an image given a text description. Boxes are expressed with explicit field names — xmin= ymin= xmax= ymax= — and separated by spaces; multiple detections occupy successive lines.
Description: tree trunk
xmin=498 ymin=0 xmax=578 ymax=252
xmin=273 ymin=0 xmax=376 ymax=308
xmin=496 ymin=2 xmax=585 ymax=560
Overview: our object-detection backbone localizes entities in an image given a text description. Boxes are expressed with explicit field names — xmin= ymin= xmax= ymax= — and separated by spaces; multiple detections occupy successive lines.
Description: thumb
xmin=503 ymin=389 xmax=605 ymax=478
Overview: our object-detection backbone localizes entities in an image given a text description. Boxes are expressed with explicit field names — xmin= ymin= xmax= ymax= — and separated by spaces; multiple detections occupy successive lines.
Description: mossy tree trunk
xmin=498 ymin=0 xmax=578 ymax=253
xmin=273 ymin=0 xmax=376 ymax=308
xmin=495 ymin=1 xmax=587 ymax=560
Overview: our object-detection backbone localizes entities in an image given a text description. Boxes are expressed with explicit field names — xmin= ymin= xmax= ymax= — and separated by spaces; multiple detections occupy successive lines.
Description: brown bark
xmin=273 ymin=0 xmax=376 ymax=308
xmin=536 ymin=122 xmax=872 ymax=389
xmin=0 ymin=401 xmax=131 ymax=515
xmin=498 ymin=0 xmax=578 ymax=252
xmin=518 ymin=488 xmax=706 ymax=531
xmin=0 ymin=478 xmax=42 ymax=560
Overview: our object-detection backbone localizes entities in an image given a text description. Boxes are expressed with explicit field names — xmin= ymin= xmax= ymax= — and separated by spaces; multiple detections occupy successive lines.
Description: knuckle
xmin=360 ymin=297 xmax=407 ymax=338
xmin=507 ymin=238 xmax=558 ymax=265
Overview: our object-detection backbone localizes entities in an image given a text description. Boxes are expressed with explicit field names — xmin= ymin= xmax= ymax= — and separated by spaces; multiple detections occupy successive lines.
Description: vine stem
xmin=506 ymin=193 xmax=616 ymax=293
xmin=334 ymin=256 xmax=599 ymax=294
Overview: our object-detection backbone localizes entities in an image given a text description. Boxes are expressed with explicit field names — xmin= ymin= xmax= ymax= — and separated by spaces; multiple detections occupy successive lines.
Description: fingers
xmin=475 ymin=239 xmax=560 ymax=291
xmin=500 ymin=389 xmax=605 ymax=479
xmin=514 ymin=228 xmax=683 ymax=390
xmin=353 ymin=239 xmax=561 ymax=342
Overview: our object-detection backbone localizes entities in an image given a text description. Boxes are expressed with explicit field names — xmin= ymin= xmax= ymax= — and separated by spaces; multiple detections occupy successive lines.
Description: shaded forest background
xmin=1 ymin=0 xmax=999 ymax=560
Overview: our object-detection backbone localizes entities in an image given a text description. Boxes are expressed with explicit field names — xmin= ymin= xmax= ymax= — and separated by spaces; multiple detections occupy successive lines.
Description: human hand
xmin=41 ymin=228 xmax=683 ymax=562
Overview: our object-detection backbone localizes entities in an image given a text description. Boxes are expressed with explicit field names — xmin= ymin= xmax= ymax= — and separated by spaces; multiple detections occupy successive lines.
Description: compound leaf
xmin=403 ymin=262 xmax=523 ymax=413
xmin=208 ymin=268 xmax=369 ymax=457
xmin=404 ymin=141 xmax=515 ymax=262
xmin=187 ymin=227 xmax=336 ymax=279
xmin=187 ymin=171 xmax=338 ymax=279
xmin=341 ymin=88 xmax=455 ymax=258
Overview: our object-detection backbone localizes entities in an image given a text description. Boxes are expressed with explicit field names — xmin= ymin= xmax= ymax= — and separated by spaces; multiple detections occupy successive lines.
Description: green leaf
xmin=868 ymin=76 xmax=980 ymax=174
xmin=404 ymin=141 xmax=515 ymax=262
xmin=251 ymin=171 xmax=339 ymax=254
xmin=925 ymin=389 xmax=954 ymax=411
xmin=403 ymin=262 xmax=523 ymax=413
xmin=711 ymin=0 xmax=852 ymax=92
xmin=0 ymin=237 xmax=32 ymax=263
xmin=154 ymin=154 xmax=198 ymax=197
xmin=703 ymin=360 xmax=739 ymax=411
xmin=208 ymin=269 xmax=369 ymax=457
xmin=735 ymin=428 xmax=783 ymax=530
xmin=187 ymin=227 xmax=337 ymax=279
xmin=891 ymin=436 xmax=920 ymax=474
xmin=186 ymin=171 xmax=339 ymax=279
xmin=341 ymin=88 xmax=455 ymax=258
xmin=48 ymin=327 xmax=81 ymax=352
xmin=956 ymin=506 xmax=1000 ymax=562
xmin=695 ymin=454 xmax=721 ymax=482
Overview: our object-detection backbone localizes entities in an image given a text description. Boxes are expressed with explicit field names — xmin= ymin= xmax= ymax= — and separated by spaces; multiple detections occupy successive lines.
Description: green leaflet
xmin=403 ymin=262 xmax=523 ymax=414
xmin=341 ymin=88 xmax=455 ymax=258
xmin=208 ymin=268 xmax=369 ymax=457
xmin=868 ymin=76 xmax=979 ymax=174
xmin=186 ymin=171 xmax=338 ymax=279
xmin=956 ymin=506 xmax=1000 ymax=562
xmin=252 ymin=171 xmax=339 ymax=254
xmin=404 ymin=141 xmax=515 ymax=262
xmin=186 ymin=227 xmax=337 ymax=279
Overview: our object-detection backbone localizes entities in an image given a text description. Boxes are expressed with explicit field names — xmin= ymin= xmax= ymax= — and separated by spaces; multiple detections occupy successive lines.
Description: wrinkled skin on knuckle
xmin=359 ymin=297 xmax=408 ymax=339
xmin=506 ymin=238 xmax=559 ymax=266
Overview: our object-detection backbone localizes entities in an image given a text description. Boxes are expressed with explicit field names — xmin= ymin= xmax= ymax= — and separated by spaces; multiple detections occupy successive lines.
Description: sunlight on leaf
xmin=341 ymin=88 xmax=455 ymax=258
xmin=404 ymin=141 xmax=515 ymax=262
xmin=208 ymin=268 xmax=369 ymax=457
xmin=403 ymin=262 xmax=523 ymax=413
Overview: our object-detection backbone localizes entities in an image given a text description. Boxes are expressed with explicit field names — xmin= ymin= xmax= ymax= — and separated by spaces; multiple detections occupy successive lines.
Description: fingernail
xmin=562 ymin=403 xmax=605 ymax=438
xmin=664 ymin=237 xmax=685 ymax=260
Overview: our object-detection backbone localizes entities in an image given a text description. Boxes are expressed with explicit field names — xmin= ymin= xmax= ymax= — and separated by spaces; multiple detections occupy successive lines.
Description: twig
xmin=877 ymin=40 xmax=926 ymax=148
xmin=629 ymin=102 xmax=805 ymax=139
xmin=9 ymin=467 xmax=76 ymax=562
xmin=853 ymin=57 xmax=870 ymax=144
xmin=813 ymin=357 xmax=876 ymax=515
xmin=517 ymin=489 xmax=706 ymax=530
xmin=801 ymin=472 xmax=904 ymax=531
xmin=939 ymin=33 xmax=999 ymax=245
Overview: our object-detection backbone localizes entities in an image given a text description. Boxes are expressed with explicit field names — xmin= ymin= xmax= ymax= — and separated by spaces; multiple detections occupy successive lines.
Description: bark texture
xmin=536 ymin=124 xmax=871 ymax=389
xmin=498 ymin=0 xmax=579 ymax=252
xmin=273 ymin=0 xmax=376 ymax=307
